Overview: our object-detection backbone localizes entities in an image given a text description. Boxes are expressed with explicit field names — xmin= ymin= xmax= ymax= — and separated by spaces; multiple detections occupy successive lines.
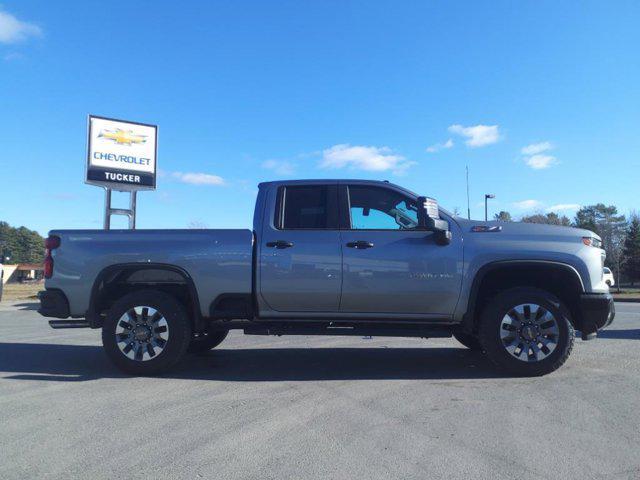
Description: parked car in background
xmin=38 ymin=179 xmax=615 ymax=377
xmin=603 ymin=267 xmax=615 ymax=287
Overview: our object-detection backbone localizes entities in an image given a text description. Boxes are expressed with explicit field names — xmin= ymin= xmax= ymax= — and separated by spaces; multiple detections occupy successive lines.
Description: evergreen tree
xmin=521 ymin=212 xmax=571 ymax=226
xmin=574 ymin=204 xmax=627 ymax=279
xmin=622 ymin=214 xmax=640 ymax=286
xmin=0 ymin=221 xmax=44 ymax=264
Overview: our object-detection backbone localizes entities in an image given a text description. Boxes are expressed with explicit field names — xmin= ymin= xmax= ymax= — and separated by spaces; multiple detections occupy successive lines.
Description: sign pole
xmin=129 ymin=191 xmax=137 ymax=229
xmin=103 ymin=188 xmax=112 ymax=230
xmin=103 ymin=188 xmax=138 ymax=230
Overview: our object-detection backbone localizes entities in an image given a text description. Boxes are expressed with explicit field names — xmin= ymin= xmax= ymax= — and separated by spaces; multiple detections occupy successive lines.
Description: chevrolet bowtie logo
xmin=98 ymin=128 xmax=147 ymax=145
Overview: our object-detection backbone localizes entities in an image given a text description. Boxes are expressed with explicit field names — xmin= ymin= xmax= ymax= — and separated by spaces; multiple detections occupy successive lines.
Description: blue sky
xmin=1 ymin=1 xmax=639 ymax=235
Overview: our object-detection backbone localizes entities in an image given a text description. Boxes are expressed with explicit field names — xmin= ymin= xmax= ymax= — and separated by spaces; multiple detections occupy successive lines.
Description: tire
xmin=606 ymin=280 xmax=612 ymax=287
xmin=453 ymin=331 xmax=483 ymax=351
xmin=478 ymin=287 xmax=575 ymax=376
xmin=102 ymin=290 xmax=191 ymax=375
xmin=188 ymin=330 xmax=228 ymax=354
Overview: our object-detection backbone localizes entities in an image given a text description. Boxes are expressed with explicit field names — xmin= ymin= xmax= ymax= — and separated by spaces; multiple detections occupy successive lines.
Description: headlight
xmin=582 ymin=236 xmax=602 ymax=248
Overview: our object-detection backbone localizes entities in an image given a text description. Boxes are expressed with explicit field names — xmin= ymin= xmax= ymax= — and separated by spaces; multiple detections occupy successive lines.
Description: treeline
xmin=494 ymin=205 xmax=640 ymax=285
xmin=0 ymin=221 xmax=44 ymax=264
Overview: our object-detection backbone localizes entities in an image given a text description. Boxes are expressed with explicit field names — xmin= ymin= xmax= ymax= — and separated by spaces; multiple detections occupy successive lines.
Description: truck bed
xmin=46 ymin=229 xmax=253 ymax=317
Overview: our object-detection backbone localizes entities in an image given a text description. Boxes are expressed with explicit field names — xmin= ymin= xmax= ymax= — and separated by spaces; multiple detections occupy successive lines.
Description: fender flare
xmin=87 ymin=263 xmax=203 ymax=330
xmin=462 ymin=260 xmax=585 ymax=331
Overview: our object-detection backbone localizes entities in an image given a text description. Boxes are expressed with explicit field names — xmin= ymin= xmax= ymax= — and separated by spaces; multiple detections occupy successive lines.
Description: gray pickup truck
xmin=38 ymin=179 xmax=614 ymax=376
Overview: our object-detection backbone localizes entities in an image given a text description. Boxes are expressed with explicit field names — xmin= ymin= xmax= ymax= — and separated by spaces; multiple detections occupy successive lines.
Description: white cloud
xmin=3 ymin=52 xmax=23 ymax=61
xmin=525 ymin=154 xmax=556 ymax=169
xmin=546 ymin=203 xmax=580 ymax=212
xmin=521 ymin=141 xmax=557 ymax=169
xmin=262 ymin=159 xmax=295 ymax=175
xmin=426 ymin=138 xmax=454 ymax=153
xmin=513 ymin=199 xmax=542 ymax=210
xmin=171 ymin=172 xmax=225 ymax=185
xmin=448 ymin=124 xmax=500 ymax=147
xmin=319 ymin=144 xmax=415 ymax=175
xmin=0 ymin=9 xmax=42 ymax=44
xmin=46 ymin=192 xmax=77 ymax=201
xmin=521 ymin=141 xmax=552 ymax=156
xmin=512 ymin=200 xmax=579 ymax=213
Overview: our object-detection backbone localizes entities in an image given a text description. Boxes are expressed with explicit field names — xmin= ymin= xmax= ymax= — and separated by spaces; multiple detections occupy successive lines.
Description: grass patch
xmin=612 ymin=287 xmax=640 ymax=301
xmin=2 ymin=282 xmax=43 ymax=302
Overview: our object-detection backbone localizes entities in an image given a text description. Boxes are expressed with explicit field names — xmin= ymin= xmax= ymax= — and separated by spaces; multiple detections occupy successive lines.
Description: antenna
xmin=466 ymin=165 xmax=471 ymax=220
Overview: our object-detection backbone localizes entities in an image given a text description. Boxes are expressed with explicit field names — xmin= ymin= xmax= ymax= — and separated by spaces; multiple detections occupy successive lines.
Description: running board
xmin=49 ymin=319 xmax=90 ymax=329
xmin=243 ymin=325 xmax=452 ymax=338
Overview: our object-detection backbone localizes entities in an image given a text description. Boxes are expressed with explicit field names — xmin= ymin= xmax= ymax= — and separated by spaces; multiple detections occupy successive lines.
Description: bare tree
xmin=187 ymin=220 xmax=208 ymax=229
xmin=494 ymin=211 xmax=512 ymax=222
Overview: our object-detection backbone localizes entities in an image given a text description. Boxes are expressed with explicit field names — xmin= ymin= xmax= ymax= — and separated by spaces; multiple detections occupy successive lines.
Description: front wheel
xmin=102 ymin=290 xmax=191 ymax=375
xmin=478 ymin=287 xmax=575 ymax=376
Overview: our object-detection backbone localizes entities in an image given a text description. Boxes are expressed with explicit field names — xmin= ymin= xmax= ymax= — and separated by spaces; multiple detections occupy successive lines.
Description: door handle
xmin=346 ymin=240 xmax=374 ymax=249
xmin=266 ymin=240 xmax=294 ymax=249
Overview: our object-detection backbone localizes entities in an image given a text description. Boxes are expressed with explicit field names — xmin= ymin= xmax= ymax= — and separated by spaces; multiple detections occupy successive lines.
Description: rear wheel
xmin=453 ymin=331 xmax=483 ymax=351
xmin=478 ymin=287 xmax=574 ymax=376
xmin=188 ymin=330 xmax=228 ymax=353
xmin=102 ymin=290 xmax=191 ymax=375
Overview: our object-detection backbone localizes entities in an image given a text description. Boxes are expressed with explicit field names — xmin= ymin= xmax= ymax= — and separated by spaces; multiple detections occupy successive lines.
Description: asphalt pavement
xmin=1 ymin=300 xmax=639 ymax=480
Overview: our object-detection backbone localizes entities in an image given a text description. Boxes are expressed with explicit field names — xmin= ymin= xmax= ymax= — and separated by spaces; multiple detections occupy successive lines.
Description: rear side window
xmin=278 ymin=186 xmax=334 ymax=229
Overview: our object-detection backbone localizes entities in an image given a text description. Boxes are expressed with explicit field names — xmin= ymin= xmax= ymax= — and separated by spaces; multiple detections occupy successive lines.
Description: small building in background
xmin=1 ymin=264 xmax=44 ymax=284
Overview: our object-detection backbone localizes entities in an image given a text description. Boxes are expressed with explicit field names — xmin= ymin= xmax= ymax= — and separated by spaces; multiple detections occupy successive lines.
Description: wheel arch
xmin=88 ymin=263 xmax=204 ymax=330
xmin=463 ymin=260 xmax=585 ymax=333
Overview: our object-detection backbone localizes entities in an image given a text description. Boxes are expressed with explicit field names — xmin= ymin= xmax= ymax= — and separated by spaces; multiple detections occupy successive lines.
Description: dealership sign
xmin=86 ymin=115 xmax=158 ymax=191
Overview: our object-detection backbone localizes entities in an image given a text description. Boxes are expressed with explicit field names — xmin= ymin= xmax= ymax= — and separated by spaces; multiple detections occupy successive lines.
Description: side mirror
xmin=417 ymin=196 xmax=451 ymax=246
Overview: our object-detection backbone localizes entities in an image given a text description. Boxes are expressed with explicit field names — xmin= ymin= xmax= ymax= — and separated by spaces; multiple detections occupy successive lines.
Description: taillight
xmin=45 ymin=236 xmax=60 ymax=250
xmin=44 ymin=235 xmax=61 ymax=279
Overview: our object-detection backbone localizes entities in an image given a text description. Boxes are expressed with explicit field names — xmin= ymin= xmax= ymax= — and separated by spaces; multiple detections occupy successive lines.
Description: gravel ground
xmin=1 ymin=301 xmax=639 ymax=480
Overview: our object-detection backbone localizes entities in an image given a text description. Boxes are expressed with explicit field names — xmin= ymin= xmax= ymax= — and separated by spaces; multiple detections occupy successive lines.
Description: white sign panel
xmin=86 ymin=115 xmax=158 ymax=190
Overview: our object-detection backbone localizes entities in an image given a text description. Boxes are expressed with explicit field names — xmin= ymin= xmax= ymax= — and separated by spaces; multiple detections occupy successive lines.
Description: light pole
xmin=484 ymin=194 xmax=495 ymax=221
xmin=466 ymin=165 xmax=471 ymax=220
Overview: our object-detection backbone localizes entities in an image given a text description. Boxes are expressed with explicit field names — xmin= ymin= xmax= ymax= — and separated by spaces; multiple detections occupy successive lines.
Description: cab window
xmin=276 ymin=185 xmax=337 ymax=229
xmin=347 ymin=185 xmax=419 ymax=230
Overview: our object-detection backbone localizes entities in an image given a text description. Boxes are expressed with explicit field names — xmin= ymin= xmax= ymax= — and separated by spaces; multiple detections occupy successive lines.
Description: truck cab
xmin=256 ymin=180 xmax=462 ymax=320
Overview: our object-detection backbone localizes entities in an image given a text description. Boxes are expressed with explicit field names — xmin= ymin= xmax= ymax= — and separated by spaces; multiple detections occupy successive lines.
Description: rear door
xmin=259 ymin=183 xmax=342 ymax=313
xmin=339 ymin=184 xmax=462 ymax=316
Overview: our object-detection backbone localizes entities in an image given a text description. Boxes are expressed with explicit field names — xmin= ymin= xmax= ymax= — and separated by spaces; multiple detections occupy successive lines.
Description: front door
xmin=339 ymin=184 xmax=462 ymax=316
xmin=259 ymin=184 xmax=342 ymax=313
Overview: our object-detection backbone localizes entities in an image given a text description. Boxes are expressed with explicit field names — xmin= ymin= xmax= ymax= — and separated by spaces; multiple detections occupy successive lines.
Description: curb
xmin=612 ymin=297 xmax=640 ymax=303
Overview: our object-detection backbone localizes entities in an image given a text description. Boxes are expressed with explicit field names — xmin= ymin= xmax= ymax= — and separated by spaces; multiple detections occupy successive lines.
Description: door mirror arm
xmin=433 ymin=229 xmax=452 ymax=246
xmin=417 ymin=196 xmax=452 ymax=246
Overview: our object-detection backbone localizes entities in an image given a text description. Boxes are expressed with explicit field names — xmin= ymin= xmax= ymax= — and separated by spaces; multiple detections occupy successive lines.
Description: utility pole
xmin=617 ymin=252 xmax=621 ymax=293
xmin=466 ymin=165 xmax=471 ymax=220
xmin=484 ymin=194 xmax=495 ymax=221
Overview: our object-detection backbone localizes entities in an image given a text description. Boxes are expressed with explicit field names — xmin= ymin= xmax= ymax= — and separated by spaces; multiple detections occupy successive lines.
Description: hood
xmin=452 ymin=217 xmax=598 ymax=241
